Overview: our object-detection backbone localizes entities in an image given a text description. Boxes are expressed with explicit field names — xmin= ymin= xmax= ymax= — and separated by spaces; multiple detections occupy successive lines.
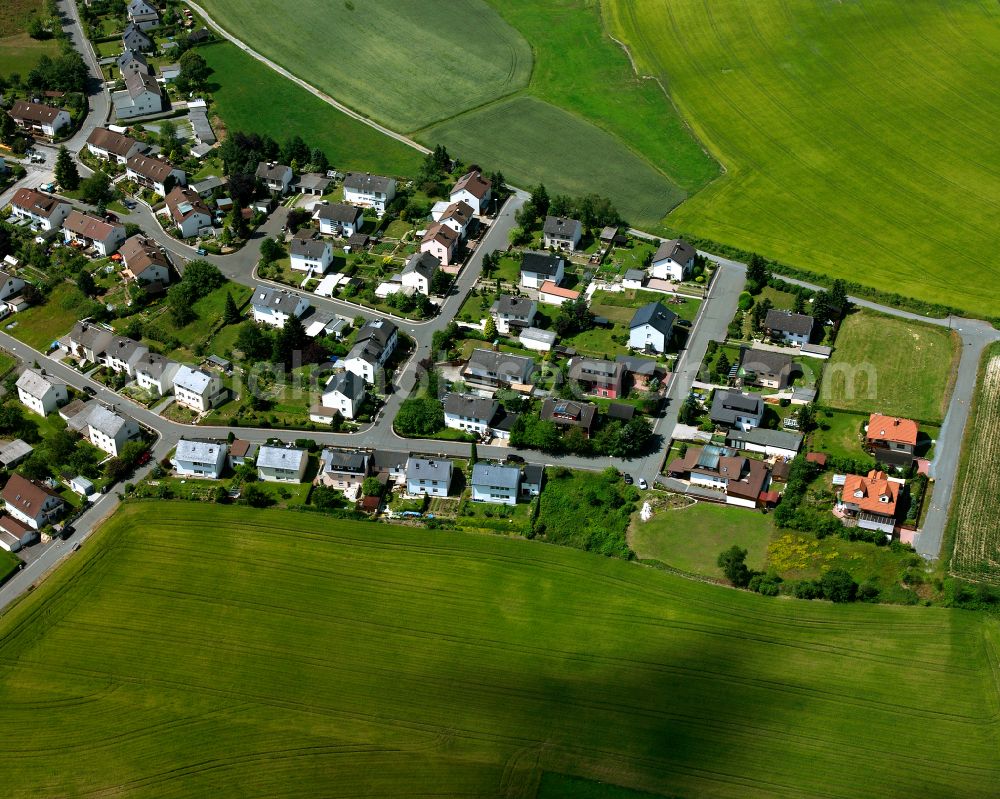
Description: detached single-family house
xmin=400 ymin=252 xmax=438 ymax=295
xmin=102 ymin=336 xmax=148 ymax=376
xmin=449 ymin=170 xmax=491 ymax=215
xmin=250 ymin=285 xmax=310 ymax=328
xmin=64 ymin=321 xmax=114 ymax=364
xmin=865 ymin=414 xmax=919 ymax=467
xmin=10 ymin=188 xmax=71 ymax=231
xmin=343 ymin=172 xmax=396 ymax=217
xmin=490 ymin=295 xmax=536 ymax=334
xmin=16 ymin=368 xmax=67 ymax=416
xmin=255 ymin=161 xmax=293 ymax=195
xmin=443 ymin=393 xmax=499 ymax=437
xmin=164 ymin=186 xmax=212 ymax=238
xmin=117 ymin=49 xmax=150 ymax=78
xmin=470 ymin=463 xmax=520 ymax=506
xmin=8 ymin=100 xmax=70 ymax=138
xmin=127 ymin=0 xmax=160 ymax=30
xmin=0 ymin=268 xmax=26 ymax=308
xmin=122 ymin=21 xmax=153 ymax=51
xmin=126 ymin=153 xmax=186 ymax=196
xmin=462 ymin=349 xmax=535 ymax=390
xmin=405 ymin=457 xmax=452 ymax=496
xmin=172 ymin=438 xmax=228 ymax=479
xmin=764 ymin=309 xmax=815 ymax=346
xmin=256 ymin=445 xmax=308 ymax=483
xmin=135 ymin=352 xmax=179 ymax=396
xmin=86 ymin=127 xmax=144 ymax=163
xmin=313 ymin=202 xmax=363 ymax=237
xmin=740 ymin=348 xmax=797 ymax=390
xmin=316 ymin=449 xmax=370 ymax=492
xmin=113 ymin=72 xmax=162 ymax=120
xmin=120 ymin=234 xmax=171 ymax=287
xmin=289 ymin=233 xmax=333 ymax=273
xmin=2 ymin=474 xmax=65 ymax=530
xmin=543 ymin=216 xmax=583 ymax=251
xmin=420 ymin=222 xmax=459 ymax=268
xmin=84 ymin=404 xmax=141 ymax=457
xmin=318 ymin=370 xmax=366 ymax=420
xmin=173 ymin=365 xmax=224 ymax=412
xmin=629 ymin=300 xmax=677 ymax=353
xmin=568 ymin=357 xmax=624 ymax=399
xmin=63 ymin=211 xmax=126 ymax=256
xmin=540 ymin=398 xmax=597 ymax=438
xmin=432 ymin=200 xmax=474 ymax=239
xmin=343 ymin=319 xmax=398 ymax=384
xmin=837 ymin=470 xmax=902 ymax=536
xmin=520 ymin=252 xmax=564 ymax=289
xmin=666 ymin=445 xmax=770 ymax=508
xmin=710 ymin=390 xmax=765 ymax=432
xmin=650 ymin=238 xmax=696 ymax=282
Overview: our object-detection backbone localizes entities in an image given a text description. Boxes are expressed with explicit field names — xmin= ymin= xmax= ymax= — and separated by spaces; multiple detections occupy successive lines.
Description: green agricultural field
xmin=201 ymin=42 xmax=421 ymax=177
xmin=606 ymin=0 xmax=1000 ymax=317
xmin=1 ymin=503 xmax=999 ymax=797
xmin=821 ymin=309 xmax=959 ymax=423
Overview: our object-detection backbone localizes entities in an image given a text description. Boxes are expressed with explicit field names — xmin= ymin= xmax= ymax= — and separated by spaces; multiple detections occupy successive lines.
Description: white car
xmin=638 ymin=478 xmax=649 ymax=490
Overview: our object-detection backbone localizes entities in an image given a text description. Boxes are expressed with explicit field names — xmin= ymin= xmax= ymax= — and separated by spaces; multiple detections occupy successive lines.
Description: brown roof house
xmin=540 ymin=398 xmax=598 ymax=438
xmin=739 ymin=347 xmax=798 ymax=390
xmin=10 ymin=188 xmax=71 ymax=231
xmin=126 ymin=153 xmax=186 ymax=196
xmin=9 ymin=100 xmax=71 ymax=138
xmin=120 ymin=234 xmax=171 ymax=288
xmin=86 ymin=127 xmax=145 ymax=163
xmin=62 ymin=210 xmax=126 ymax=257
xmin=164 ymin=186 xmax=212 ymax=238
xmin=449 ymin=169 xmax=492 ymax=214
xmin=666 ymin=445 xmax=771 ymax=509
xmin=2 ymin=473 xmax=65 ymax=530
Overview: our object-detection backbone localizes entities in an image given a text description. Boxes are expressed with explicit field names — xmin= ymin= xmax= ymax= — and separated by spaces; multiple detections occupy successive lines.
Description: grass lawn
xmin=607 ymin=0 xmax=1000 ymax=317
xmin=822 ymin=309 xmax=959 ymax=423
xmin=561 ymin=324 xmax=622 ymax=360
xmin=0 ymin=31 xmax=60 ymax=74
xmin=0 ymin=502 xmax=998 ymax=797
xmin=8 ymin=283 xmax=99 ymax=351
xmin=809 ymin=409 xmax=870 ymax=461
xmin=201 ymin=42 xmax=422 ymax=177
xmin=592 ymin=288 xmax=702 ymax=324
xmin=0 ymin=349 xmax=18 ymax=377
xmin=0 ymin=548 xmax=19 ymax=584
xmin=630 ymin=500 xmax=773 ymax=576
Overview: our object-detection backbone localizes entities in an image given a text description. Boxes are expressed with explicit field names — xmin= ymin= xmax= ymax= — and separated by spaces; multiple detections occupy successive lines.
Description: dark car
xmin=83 ymin=385 xmax=96 ymax=396
xmin=623 ymin=474 xmax=634 ymax=485
xmin=505 ymin=454 xmax=525 ymax=465
xmin=104 ymin=212 xmax=119 ymax=223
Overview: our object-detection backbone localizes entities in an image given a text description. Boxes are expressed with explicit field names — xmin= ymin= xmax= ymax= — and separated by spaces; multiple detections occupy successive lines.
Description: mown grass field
xmin=0 ymin=0 xmax=59 ymax=73
xmin=424 ymin=96 xmax=684 ymax=226
xmin=200 ymin=42 xmax=422 ymax=177
xmin=606 ymin=0 xmax=1000 ymax=317
xmin=1 ymin=502 xmax=998 ymax=797
xmin=949 ymin=343 xmax=1000 ymax=583
xmin=822 ymin=309 xmax=959 ymax=423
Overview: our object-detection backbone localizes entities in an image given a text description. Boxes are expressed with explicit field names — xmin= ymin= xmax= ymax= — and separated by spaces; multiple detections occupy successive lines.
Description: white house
xmin=470 ymin=463 xmax=520 ymax=506
xmin=313 ymin=203 xmax=363 ymax=237
xmin=420 ymin=223 xmax=458 ymax=268
xmin=490 ymin=295 xmax=537 ymax=334
xmin=251 ymin=285 xmax=310 ymax=328
xmin=764 ymin=309 xmax=814 ymax=346
xmin=343 ymin=172 xmax=396 ymax=217
xmin=289 ymin=234 xmax=333 ymax=274
xmin=628 ymin=300 xmax=677 ymax=354
xmin=449 ymin=170 xmax=491 ymax=215
xmin=255 ymin=161 xmax=293 ymax=195
xmin=432 ymin=200 xmax=473 ymax=239
xmin=120 ymin=235 xmax=171 ymax=287
xmin=344 ymin=319 xmax=397 ymax=384
xmin=315 ymin=449 xmax=370 ymax=492
xmin=317 ymin=370 xmax=366 ymax=420
xmin=84 ymin=405 xmax=141 ymax=457
xmin=622 ymin=269 xmax=645 ymax=290
xmin=16 ymin=368 xmax=67 ymax=416
xmin=10 ymin=188 xmax=71 ymax=231
xmin=443 ymin=393 xmax=499 ymax=437
xmin=63 ymin=211 xmax=126 ymax=257
xmin=164 ymin=186 xmax=213 ymax=238
xmin=650 ymin=238 xmax=696 ymax=282
xmin=256 ymin=445 xmax=308 ymax=483
xmin=126 ymin=153 xmax=186 ymax=196
xmin=86 ymin=127 xmax=144 ymax=163
xmin=537 ymin=282 xmax=580 ymax=307
xmin=127 ymin=0 xmax=160 ymax=29
xmin=9 ymin=100 xmax=70 ymax=138
xmin=400 ymin=252 xmax=438 ymax=295
xmin=172 ymin=439 xmax=228 ymax=479
xmin=113 ymin=72 xmax=163 ymax=120
xmin=519 ymin=252 xmax=564 ymax=289
xmin=135 ymin=352 xmax=179 ymax=396
xmin=102 ymin=336 xmax=149 ymax=377
xmin=173 ymin=365 xmax=224 ymax=412
xmin=709 ymin=390 xmax=765 ymax=432
xmin=542 ymin=216 xmax=583 ymax=251
xmin=2 ymin=474 xmax=64 ymax=531
xmin=0 ymin=268 xmax=26 ymax=305
xmin=405 ymin=457 xmax=452 ymax=496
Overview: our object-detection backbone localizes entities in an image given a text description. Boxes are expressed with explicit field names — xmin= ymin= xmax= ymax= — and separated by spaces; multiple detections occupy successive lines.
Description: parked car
xmin=505 ymin=454 xmax=525 ymax=465
xmin=104 ymin=212 xmax=119 ymax=223
xmin=623 ymin=473 xmax=634 ymax=485
xmin=83 ymin=385 xmax=96 ymax=396
xmin=638 ymin=478 xmax=649 ymax=490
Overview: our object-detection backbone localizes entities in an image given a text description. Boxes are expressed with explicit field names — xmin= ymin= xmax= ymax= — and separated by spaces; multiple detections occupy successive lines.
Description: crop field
xmin=424 ymin=97 xmax=684 ymax=227
xmin=1 ymin=502 xmax=999 ymax=797
xmin=821 ymin=310 xmax=959 ymax=423
xmin=606 ymin=0 xmax=1000 ymax=317
xmin=200 ymin=42 xmax=421 ymax=177
xmin=949 ymin=344 xmax=1000 ymax=583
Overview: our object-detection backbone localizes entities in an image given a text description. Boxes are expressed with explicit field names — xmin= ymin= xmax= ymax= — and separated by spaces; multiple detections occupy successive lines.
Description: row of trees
xmin=718 ymin=545 xmax=866 ymax=602
xmin=510 ymin=413 xmax=653 ymax=458
xmin=515 ymin=183 xmax=626 ymax=232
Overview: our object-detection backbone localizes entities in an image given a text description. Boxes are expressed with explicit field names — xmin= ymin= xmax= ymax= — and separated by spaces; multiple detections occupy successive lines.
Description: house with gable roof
xmin=649 ymin=238 xmax=696 ymax=282
xmin=471 ymin=463 xmax=521 ymax=506
xmin=449 ymin=169 xmax=491 ymax=215
xmin=8 ymin=100 xmax=70 ymax=138
xmin=86 ymin=127 xmax=145 ymax=163
xmin=542 ymin=216 xmax=583 ymax=251
xmin=62 ymin=211 xmax=126 ymax=256
xmin=629 ymin=300 xmax=677 ymax=353
xmin=401 ymin=252 xmax=439 ymax=295
xmin=164 ymin=186 xmax=212 ymax=238
xmin=172 ymin=438 xmax=228 ymax=479
xmin=836 ymin=469 xmax=902 ymax=536
xmin=343 ymin=172 xmax=396 ymax=217
xmin=865 ymin=414 xmax=919 ymax=467
xmin=10 ymin=188 xmax=70 ymax=231
xmin=16 ymin=368 xmax=67 ymax=416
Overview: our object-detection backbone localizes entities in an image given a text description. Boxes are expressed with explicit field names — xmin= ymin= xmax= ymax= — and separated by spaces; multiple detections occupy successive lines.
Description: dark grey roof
xmin=326 ymin=370 xmax=365 ymax=400
xmin=491 ymin=408 xmax=518 ymax=431
xmin=520 ymin=251 xmax=563 ymax=278
xmin=630 ymin=300 xmax=677 ymax=336
xmin=741 ymin=348 xmax=795 ymax=376
xmin=615 ymin=354 xmax=662 ymax=376
xmin=652 ymin=238 xmax=695 ymax=265
xmin=710 ymin=390 xmax=764 ymax=425
xmin=320 ymin=448 xmax=369 ymax=474
xmin=491 ymin=295 xmax=535 ymax=317
xmin=764 ymin=309 xmax=814 ymax=336
xmin=623 ymin=269 xmax=645 ymax=282
xmin=289 ymin=236 xmax=329 ymax=259
xmin=256 ymin=162 xmax=292 ymax=183
xmin=726 ymin=427 xmax=802 ymax=453
xmin=402 ymin=251 xmax=439 ymax=280
xmin=471 ymin=463 xmax=520 ymax=490
xmin=543 ymin=216 xmax=582 ymax=238
xmin=355 ymin=319 xmax=397 ymax=349
xmin=343 ymin=172 xmax=394 ymax=194
xmin=607 ymin=402 xmax=635 ymax=420
xmin=314 ymin=202 xmax=362 ymax=224
xmin=371 ymin=450 xmax=407 ymax=471
xmin=443 ymin=393 xmax=499 ymax=421
xmin=522 ymin=463 xmax=544 ymax=486
xmin=568 ymin=357 xmax=621 ymax=381
xmin=464 ymin=349 xmax=536 ymax=384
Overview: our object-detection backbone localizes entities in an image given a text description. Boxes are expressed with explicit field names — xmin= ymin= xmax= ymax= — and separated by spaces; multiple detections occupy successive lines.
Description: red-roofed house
xmin=865 ymin=414 xmax=918 ymax=466
xmin=538 ymin=281 xmax=580 ymax=307
xmin=837 ymin=469 xmax=901 ymax=536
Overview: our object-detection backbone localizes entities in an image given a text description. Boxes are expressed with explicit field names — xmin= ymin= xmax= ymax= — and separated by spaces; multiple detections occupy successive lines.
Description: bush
xmin=820 ymin=568 xmax=857 ymax=603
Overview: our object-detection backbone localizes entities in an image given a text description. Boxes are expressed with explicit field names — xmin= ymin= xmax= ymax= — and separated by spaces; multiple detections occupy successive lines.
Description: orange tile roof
xmin=539 ymin=281 xmax=579 ymax=300
xmin=841 ymin=470 xmax=899 ymax=516
xmin=866 ymin=414 xmax=918 ymax=446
